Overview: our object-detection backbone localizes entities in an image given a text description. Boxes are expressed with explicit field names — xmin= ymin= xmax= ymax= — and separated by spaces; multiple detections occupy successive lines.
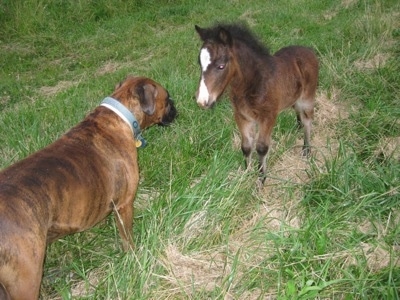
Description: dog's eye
xmin=217 ymin=64 xmax=225 ymax=70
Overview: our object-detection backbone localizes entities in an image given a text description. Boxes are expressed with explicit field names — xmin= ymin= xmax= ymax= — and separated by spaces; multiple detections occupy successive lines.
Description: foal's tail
xmin=0 ymin=282 xmax=11 ymax=300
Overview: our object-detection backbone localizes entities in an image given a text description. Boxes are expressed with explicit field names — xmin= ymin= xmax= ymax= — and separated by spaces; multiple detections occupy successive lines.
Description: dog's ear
xmin=114 ymin=81 xmax=123 ymax=91
xmin=136 ymin=83 xmax=157 ymax=115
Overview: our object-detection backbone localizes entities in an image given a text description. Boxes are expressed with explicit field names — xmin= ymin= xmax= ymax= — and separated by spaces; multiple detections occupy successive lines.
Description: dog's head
xmin=112 ymin=76 xmax=177 ymax=129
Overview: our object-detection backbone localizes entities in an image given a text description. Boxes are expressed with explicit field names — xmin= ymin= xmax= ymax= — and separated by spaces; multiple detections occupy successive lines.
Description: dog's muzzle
xmin=160 ymin=97 xmax=177 ymax=126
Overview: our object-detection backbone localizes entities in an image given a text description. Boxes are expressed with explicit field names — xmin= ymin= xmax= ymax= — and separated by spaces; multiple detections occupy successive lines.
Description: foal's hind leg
xmin=294 ymin=100 xmax=314 ymax=156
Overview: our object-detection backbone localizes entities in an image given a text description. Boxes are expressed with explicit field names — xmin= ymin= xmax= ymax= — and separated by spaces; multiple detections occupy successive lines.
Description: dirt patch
xmin=182 ymin=210 xmax=208 ymax=240
xmin=323 ymin=0 xmax=357 ymax=20
xmin=41 ymin=269 xmax=101 ymax=300
xmin=358 ymin=208 xmax=400 ymax=266
xmin=374 ymin=136 xmax=400 ymax=161
xmin=39 ymin=80 xmax=79 ymax=97
xmin=70 ymin=270 xmax=101 ymax=298
xmin=159 ymin=244 xmax=230 ymax=296
xmin=95 ymin=61 xmax=122 ymax=76
xmin=0 ymin=95 xmax=10 ymax=106
xmin=239 ymin=9 xmax=261 ymax=27
xmin=354 ymin=53 xmax=390 ymax=70
xmin=343 ymin=242 xmax=400 ymax=272
xmin=0 ymin=42 xmax=35 ymax=55
xmin=359 ymin=242 xmax=399 ymax=271
xmin=95 ymin=58 xmax=153 ymax=77
xmin=38 ymin=60 xmax=139 ymax=98
xmin=341 ymin=0 xmax=358 ymax=9
xmin=159 ymin=244 xmax=275 ymax=300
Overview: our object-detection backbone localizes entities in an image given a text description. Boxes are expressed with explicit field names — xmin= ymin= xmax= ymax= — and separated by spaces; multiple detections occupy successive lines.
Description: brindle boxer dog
xmin=0 ymin=76 xmax=177 ymax=299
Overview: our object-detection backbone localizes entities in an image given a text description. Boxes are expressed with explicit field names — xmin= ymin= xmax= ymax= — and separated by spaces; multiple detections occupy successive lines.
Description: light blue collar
xmin=100 ymin=97 xmax=147 ymax=148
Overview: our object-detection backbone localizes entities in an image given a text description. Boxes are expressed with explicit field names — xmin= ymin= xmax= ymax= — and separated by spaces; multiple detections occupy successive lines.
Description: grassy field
xmin=1 ymin=0 xmax=399 ymax=299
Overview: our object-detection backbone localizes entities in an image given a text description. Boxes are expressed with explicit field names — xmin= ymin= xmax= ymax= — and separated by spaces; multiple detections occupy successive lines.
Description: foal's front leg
xmin=235 ymin=113 xmax=255 ymax=171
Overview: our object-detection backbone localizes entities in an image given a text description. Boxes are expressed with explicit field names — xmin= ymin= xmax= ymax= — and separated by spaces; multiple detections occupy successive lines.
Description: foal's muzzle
xmin=197 ymin=100 xmax=215 ymax=109
xmin=195 ymin=92 xmax=216 ymax=109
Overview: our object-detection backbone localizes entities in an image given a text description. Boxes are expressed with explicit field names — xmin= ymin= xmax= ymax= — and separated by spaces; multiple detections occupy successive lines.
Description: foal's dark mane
xmin=209 ymin=23 xmax=271 ymax=57
xmin=205 ymin=23 xmax=273 ymax=98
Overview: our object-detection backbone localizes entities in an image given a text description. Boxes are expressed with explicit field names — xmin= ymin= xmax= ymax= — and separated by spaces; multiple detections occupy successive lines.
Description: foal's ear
xmin=218 ymin=27 xmax=232 ymax=47
xmin=195 ymin=25 xmax=207 ymax=40
xmin=136 ymin=83 xmax=157 ymax=115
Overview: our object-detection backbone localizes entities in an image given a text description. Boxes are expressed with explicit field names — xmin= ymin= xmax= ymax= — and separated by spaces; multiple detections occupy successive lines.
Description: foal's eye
xmin=217 ymin=64 xmax=225 ymax=70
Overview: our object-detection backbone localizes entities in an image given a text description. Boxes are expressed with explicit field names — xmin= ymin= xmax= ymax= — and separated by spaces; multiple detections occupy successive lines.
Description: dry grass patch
xmin=158 ymin=242 xmax=277 ymax=299
xmin=43 ymin=268 xmax=104 ymax=300
xmin=343 ymin=242 xmax=400 ymax=272
xmin=341 ymin=0 xmax=358 ymax=9
xmin=39 ymin=80 xmax=80 ymax=97
xmin=95 ymin=61 xmax=122 ymax=76
xmin=159 ymin=244 xmax=230 ymax=297
xmin=182 ymin=210 xmax=208 ymax=241
xmin=355 ymin=210 xmax=400 ymax=271
xmin=39 ymin=60 xmax=141 ymax=98
xmin=69 ymin=270 xmax=102 ymax=299
xmin=354 ymin=53 xmax=390 ymax=71
xmin=239 ymin=9 xmax=261 ymax=27
xmin=374 ymin=136 xmax=400 ymax=161
xmin=323 ymin=0 xmax=357 ymax=20
xmin=0 ymin=95 xmax=11 ymax=107
xmin=0 ymin=42 xmax=35 ymax=55
xmin=135 ymin=187 xmax=161 ymax=212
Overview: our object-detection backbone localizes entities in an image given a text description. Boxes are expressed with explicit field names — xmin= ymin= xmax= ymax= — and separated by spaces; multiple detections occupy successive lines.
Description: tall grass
xmin=0 ymin=0 xmax=399 ymax=299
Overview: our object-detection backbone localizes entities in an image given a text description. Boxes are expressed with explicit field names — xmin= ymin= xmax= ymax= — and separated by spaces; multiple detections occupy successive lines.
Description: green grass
xmin=1 ymin=0 xmax=399 ymax=299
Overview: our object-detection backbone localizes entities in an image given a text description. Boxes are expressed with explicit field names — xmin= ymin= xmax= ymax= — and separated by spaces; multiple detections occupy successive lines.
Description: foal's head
xmin=195 ymin=24 xmax=235 ymax=109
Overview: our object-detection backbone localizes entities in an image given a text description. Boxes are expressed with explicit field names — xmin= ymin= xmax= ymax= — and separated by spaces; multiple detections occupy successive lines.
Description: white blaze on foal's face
xmin=197 ymin=47 xmax=211 ymax=107
xmin=200 ymin=47 xmax=211 ymax=71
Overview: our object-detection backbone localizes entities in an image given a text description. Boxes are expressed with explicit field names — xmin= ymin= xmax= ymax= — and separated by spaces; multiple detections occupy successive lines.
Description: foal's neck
xmin=231 ymin=42 xmax=271 ymax=91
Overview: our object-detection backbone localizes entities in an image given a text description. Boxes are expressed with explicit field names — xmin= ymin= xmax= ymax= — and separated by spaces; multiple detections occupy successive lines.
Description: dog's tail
xmin=0 ymin=282 xmax=11 ymax=300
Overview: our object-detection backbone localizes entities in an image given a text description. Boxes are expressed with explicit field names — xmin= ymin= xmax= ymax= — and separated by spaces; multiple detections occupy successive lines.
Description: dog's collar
xmin=100 ymin=97 xmax=147 ymax=148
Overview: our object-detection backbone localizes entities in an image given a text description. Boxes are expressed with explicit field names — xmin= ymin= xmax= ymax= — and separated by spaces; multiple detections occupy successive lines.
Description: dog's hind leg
xmin=0 ymin=237 xmax=46 ymax=299
xmin=113 ymin=195 xmax=135 ymax=252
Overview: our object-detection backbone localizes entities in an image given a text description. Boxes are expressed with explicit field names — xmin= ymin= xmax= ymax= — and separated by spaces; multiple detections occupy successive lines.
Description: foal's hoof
xmin=258 ymin=173 xmax=267 ymax=185
xmin=256 ymin=177 xmax=265 ymax=190
xmin=302 ymin=147 xmax=311 ymax=158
